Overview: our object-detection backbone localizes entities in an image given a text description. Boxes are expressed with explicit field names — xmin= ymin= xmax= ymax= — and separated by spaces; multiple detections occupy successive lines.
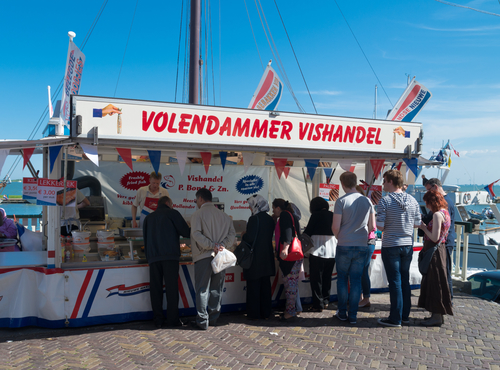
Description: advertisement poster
xmin=360 ymin=184 xmax=383 ymax=205
xmin=319 ymin=183 xmax=340 ymax=201
xmin=36 ymin=178 xmax=77 ymax=206
xmin=75 ymin=161 xmax=269 ymax=221
xmin=22 ymin=178 xmax=38 ymax=201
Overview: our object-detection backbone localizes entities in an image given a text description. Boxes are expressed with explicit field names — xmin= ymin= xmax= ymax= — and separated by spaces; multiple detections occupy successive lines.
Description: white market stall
xmin=0 ymin=96 xmax=424 ymax=328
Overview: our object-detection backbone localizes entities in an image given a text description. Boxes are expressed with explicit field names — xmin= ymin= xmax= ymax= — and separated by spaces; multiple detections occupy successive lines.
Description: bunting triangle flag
xmin=219 ymin=151 xmax=228 ymax=171
xmin=116 ymin=148 xmax=133 ymax=171
xmin=49 ymin=145 xmax=62 ymax=174
xmin=176 ymin=151 xmax=188 ymax=175
xmin=283 ymin=166 xmax=291 ymax=179
xmin=200 ymin=152 xmax=212 ymax=174
xmin=242 ymin=152 xmax=255 ymax=174
xmin=80 ymin=144 xmax=99 ymax=167
xmin=0 ymin=149 xmax=9 ymax=175
xmin=402 ymin=158 xmax=418 ymax=177
xmin=323 ymin=167 xmax=333 ymax=182
xmin=273 ymin=158 xmax=287 ymax=179
xmin=147 ymin=150 xmax=161 ymax=175
xmin=484 ymin=179 xmax=499 ymax=198
xmin=370 ymin=159 xmax=385 ymax=180
xmin=337 ymin=159 xmax=352 ymax=172
xmin=22 ymin=148 xmax=35 ymax=170
xmin=396 ymin=161 xmax=403 ymax=171
xmin=304 ymin=159 xmax=320 ymax=181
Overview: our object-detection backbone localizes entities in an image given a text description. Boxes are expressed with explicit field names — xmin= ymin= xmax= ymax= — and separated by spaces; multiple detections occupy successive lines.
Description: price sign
xmin=36 ymin=178 xmax=77 ymax=206
xmin=360 ymin=184 xmax=383 ymax=205
xmin=22 ymin=178 xmax=38 ymax=200
xmin=319 ymin=183 xmax=340 ymax=201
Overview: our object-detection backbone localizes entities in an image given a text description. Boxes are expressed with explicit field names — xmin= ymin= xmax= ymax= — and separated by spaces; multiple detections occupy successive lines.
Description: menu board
xmin=22 ymin=178 xmax=38 ymax=201
xmin=319 ymin=183 xmax=340 ymax=201
xmin=36 ymin=178 xmax=77 ymax=206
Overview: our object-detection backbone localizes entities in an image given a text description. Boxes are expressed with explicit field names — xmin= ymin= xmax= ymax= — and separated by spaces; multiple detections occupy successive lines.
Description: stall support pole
xmin=42 ymin=148 xmax=49 ymax=250
xmin=47 ymin=149 xmax=63 ymax=269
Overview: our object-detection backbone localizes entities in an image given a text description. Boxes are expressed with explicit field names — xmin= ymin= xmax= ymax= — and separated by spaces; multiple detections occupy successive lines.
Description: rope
xmin=174 ymin=0 xmax=185 ymax=103
xmin=244 ymin=0 xmax=264 ymax=71
xmin=273 ymin=0 xmax=317 ymax=114
xmin=434 ymin=0 xmax=500 ymax=17
xmin=333 ymin=0 xmax=393 ymax=107
xmin=114 ymin=0 xmax=139 ymax=97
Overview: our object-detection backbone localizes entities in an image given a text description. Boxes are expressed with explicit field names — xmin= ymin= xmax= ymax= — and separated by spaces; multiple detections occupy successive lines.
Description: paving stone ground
xmin=1 ymin=288 xmax=499 ymax=370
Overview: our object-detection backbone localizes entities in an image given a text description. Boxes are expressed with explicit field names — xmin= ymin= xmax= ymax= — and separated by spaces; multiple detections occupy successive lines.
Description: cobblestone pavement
xmin=1 ymin=289 xmax=499 ymax=370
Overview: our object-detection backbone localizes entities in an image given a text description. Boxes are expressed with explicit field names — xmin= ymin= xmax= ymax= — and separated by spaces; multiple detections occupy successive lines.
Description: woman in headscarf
xmin=0 ymin=208 xmax=17 ymax=239
xmin=242 ymin=194 xmax=276 ymax=320
xmin=273 ymin=198 xmax=303 ymax=321
xmin=303 ymin=197 xmax=336 ymax=312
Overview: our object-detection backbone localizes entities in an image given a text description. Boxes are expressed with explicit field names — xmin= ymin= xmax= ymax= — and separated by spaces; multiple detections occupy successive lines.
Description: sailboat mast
xmin=189 ymin=0 xmax=201 ymax=104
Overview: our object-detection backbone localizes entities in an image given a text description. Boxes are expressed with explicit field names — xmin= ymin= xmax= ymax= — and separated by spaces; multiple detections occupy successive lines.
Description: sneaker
xmin=377 ymin=318 xmax=401 ymax=327
xmin=349 ymin=319 xmax=357 ymax=325
xmin=402 ymin=319 xmax=410 ymax=325
xmin=335 ymin=310 xmax=347 ymax=321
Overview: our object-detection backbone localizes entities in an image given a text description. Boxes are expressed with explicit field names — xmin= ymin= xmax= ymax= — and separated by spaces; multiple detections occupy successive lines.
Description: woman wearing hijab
xmin=0 ymin=208 xmax=17 ymax=239
xmin=303 ymin=197 xmax=336 ymax=312
xmin=273 ymin=198 xmax=303 ymax=321
xmin=242 ymin=194 xmax=276 ymax=320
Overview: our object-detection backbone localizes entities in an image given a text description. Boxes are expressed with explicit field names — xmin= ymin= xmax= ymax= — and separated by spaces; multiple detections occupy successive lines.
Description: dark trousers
xmin=246 ymin=276 xmax=272 ymax=319
xmin=149 ymin=260 xmax=179 ymax=326
xmin=309 ymin=255 xmax=336 ymax=309
xmin=446 ymin=245 xmax=454 ymax=299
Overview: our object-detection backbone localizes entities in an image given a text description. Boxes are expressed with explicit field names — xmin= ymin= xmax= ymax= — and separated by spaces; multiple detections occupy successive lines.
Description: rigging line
xmin=218 ymin=0 xmax=222 ymax=105
xmin=174 ymin=0 xmax=185 ymax=103
xmin=80 ymin=0 xmax=109 ymax=50
xmin=434 ymin=0 xmax=500 ymax=17
xmin=204 ymin=0 xmax=209 ymax=105
xmin=333 ymin=0 xmax=393 ymax=107
xmin=256 ymin=0 xmax=305 ymax=112
xmin=114 ymin=0 xmax=139 ymax=97
xmin=243 ymin=0 xmax=265 ymax=71
xmin=272 ymin=0 xmax=317 ymax=114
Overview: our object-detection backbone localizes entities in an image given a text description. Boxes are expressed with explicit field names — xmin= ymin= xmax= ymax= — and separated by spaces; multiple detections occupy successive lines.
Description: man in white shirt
xmin=131 ymin=172 xmax=169 ymax=228
xmin=60 ymin=188 xmax=90 ymax=236
xmin=190 ymin=188 xmax=236 ymax=330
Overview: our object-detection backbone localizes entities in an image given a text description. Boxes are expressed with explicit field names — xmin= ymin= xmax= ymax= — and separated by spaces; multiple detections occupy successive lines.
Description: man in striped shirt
xmin=376 ymin=170 xmax=421 ymax=327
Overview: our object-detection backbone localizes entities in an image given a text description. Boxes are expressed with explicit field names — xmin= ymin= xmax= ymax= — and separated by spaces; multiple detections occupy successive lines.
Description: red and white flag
xmin=248 ymin=62 xmax=283 ymax=111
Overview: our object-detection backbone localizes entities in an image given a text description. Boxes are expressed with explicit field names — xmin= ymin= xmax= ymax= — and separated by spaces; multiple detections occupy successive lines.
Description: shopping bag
xmin=234 ymin=240 xmax=254 ymax=269
xmin=211 ymin=248 xmax=237 ymax=274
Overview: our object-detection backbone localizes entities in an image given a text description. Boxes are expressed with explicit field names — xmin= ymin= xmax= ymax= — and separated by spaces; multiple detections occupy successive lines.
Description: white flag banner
xmin=80 ymin=144 xmax=99 ymax=167
xmin=248 ymin=64 xmax=283 ymax=111
xmin=48 ymin=86 xmax=53 ymax=118
xmin=337 ymin=160 xmax=352 ymax=172
xmin=176 ymin=151 xmax=188 ymax=175
xmin=386 ymin=78 xmax=432 ymax=122
xmin=242 ymin=152 xmax=255 ymax=173
xmin=59 ymin=41 xmax=85 ymax=132
xmin=0 ymin=150 xmax=9 ymax=176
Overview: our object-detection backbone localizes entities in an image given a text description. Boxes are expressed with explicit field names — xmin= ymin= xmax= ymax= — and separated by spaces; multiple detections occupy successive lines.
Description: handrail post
xmin=462 ymin=232 xmax=469 ymax=281
xmin=454 ymin=224 xmax=462 ymax=279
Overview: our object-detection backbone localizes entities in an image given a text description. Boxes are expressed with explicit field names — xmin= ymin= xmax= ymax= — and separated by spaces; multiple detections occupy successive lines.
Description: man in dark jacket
xmin=143 ymin=196 xmax=190 ymax=328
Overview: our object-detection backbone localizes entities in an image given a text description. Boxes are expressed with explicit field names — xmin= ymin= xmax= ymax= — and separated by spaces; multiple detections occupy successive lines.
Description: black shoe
xmin=189 ymin=321 xmax=207 ymax=330
xmin=167 ymin=319 xmax=185 ymax=327
xmin=154 ymin=320 xmax=164 ymax=329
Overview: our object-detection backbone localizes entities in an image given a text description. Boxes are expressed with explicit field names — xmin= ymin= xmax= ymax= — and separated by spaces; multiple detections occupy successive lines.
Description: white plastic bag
xmin=211 ymin=248 xmax=237 ymax=274
xmin=16 ymin=223 xmax=44 ymax=251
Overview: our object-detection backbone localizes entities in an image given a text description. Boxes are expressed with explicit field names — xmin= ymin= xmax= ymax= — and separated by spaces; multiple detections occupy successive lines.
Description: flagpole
xmin=57 ymin=31 xmax=76 ymax=136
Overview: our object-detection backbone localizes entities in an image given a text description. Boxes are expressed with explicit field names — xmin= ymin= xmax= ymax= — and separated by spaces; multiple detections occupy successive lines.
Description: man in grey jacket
xmin=190 ymin=188 xmax=236 ymax=330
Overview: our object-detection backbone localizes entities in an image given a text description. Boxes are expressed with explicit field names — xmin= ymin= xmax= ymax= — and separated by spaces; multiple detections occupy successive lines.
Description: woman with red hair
xmin=418 ymin=189 xmax=453 ymax=326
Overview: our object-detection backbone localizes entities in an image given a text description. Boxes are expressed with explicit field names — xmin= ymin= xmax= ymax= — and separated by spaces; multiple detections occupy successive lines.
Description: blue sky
xmin=1 ymin=0 xmax=499 ymax=185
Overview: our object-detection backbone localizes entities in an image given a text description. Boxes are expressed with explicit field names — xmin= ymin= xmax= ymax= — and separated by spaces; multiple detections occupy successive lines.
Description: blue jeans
xmin=381 ymin=246 xmax=413 ymax=324
xmin=336 ymin=246 xmax=369 ymax=321
xmin=361 ymin=244 xmax=376 ymax=297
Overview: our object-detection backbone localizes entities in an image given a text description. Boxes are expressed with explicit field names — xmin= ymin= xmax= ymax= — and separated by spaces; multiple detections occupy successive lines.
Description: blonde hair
xmin=150 ymin=172 xmax=162 ymax=180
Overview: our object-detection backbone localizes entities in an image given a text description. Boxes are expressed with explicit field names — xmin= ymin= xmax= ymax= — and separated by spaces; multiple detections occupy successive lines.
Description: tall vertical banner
xmin=59 ymin=40 xmax=85 ymax=132
xmin=248 ymin=64 xmax=283 ymax=111
xmin=386 ymin=78 xmax=432 ymax=122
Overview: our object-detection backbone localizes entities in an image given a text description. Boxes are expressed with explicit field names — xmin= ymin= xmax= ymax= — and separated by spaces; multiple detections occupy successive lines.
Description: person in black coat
xmin=241 ymin=194 xmax=276 ymax=320
xmin=303 ymin=197 xmax=336 ymax=312
xmin=143 ymin=196 xmax=190 ymax=328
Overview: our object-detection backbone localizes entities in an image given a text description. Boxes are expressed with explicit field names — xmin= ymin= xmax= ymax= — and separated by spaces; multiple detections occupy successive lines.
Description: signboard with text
xmin=36 ymin=178 xmax=77 ymax=206
xmin=319 ymin=183 xmax=340 ymax=202
xmin=22 ymin=178 xmax=38 ymax=201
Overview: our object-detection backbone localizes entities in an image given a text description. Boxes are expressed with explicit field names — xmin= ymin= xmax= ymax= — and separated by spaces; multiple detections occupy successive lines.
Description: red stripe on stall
xmin=71 ymin=270 xmax=93 ymax=319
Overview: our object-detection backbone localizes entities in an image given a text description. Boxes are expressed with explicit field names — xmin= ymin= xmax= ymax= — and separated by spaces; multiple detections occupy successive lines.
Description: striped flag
xmin=248 ymin=63 xmax=283 ymax=111
xmin=387 ymin=78 xmax=432 ymax=122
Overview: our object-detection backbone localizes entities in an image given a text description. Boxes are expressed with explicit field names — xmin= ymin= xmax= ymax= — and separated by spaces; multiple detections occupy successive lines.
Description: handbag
xmin=282 ymin=211 xmax=304 ymax=262
xmin=418 ymin=244 xmax=438 ymax=275
xmin=234 ymin=216 xmax=259 ymax=269
xmin=299 ymin=233 xmax=314 ymax=254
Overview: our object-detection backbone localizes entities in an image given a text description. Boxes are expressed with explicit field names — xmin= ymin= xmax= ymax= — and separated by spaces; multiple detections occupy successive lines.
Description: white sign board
xmin=36 ymin=179 xmax=77 ymax=206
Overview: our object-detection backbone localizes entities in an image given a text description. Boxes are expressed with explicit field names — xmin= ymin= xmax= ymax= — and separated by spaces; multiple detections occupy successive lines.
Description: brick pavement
xmin=1 ymin=289 xmax=499 ymax=370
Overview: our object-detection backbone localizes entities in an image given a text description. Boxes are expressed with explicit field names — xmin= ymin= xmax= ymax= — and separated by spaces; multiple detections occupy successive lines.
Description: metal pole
xmin=189 ymin=0 xmax=200 ymax=105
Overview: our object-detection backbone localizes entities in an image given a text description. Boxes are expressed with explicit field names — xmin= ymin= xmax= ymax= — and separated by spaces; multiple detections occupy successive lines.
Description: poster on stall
xmin=36 ymin=178 xmax=77 ymax=206
xmin=22 ymin=178 xmax=38 ymax=201
xmin=319 ymin=183 xmax=340 ymax=202
xmin=74 ymin=161 xmax=270 ymax=221
xmin=360 ymin=184 xmax=383 ymax=205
